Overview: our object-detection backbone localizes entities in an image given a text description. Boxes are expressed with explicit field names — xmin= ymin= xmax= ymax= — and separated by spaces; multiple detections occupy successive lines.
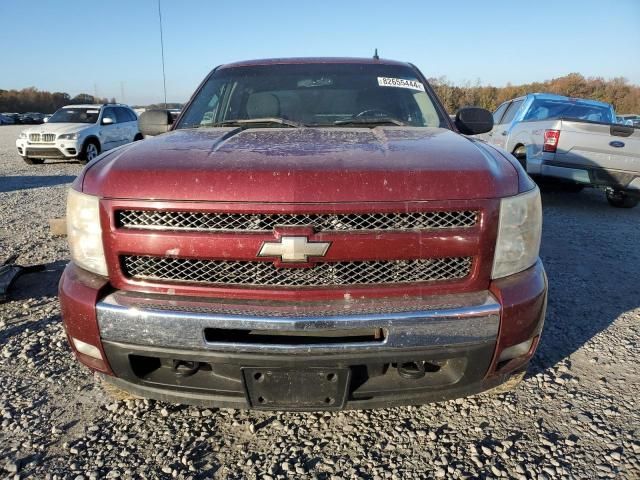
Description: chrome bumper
xmin=97 ymin=291 xmax=500 ymax=355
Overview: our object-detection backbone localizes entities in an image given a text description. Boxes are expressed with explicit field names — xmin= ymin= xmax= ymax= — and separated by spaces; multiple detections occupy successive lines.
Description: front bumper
xmin=59 ymin=262 xmax=547 ymax=410
xmin=16 ymin=138 xmax=80 ymax=159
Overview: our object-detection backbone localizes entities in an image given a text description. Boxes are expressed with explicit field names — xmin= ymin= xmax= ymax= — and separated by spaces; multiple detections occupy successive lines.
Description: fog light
xmin=72 ymin=337 xmax=103 ymax=360
xmin=498 ymin=337 xmax=534 ymax=362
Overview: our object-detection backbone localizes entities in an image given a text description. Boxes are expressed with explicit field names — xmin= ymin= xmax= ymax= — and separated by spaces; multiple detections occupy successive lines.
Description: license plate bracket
xmin=242 ymin=367 xmax=350 ymax=410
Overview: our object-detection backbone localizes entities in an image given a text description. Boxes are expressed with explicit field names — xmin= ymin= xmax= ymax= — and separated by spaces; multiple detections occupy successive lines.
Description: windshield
xmin=523 ymin=99 xmax=614 ymax=124
xmin=177 ymin=63 xmax=446 ymax=129
xmin=48 ymin=107 xmax=100 ymax=124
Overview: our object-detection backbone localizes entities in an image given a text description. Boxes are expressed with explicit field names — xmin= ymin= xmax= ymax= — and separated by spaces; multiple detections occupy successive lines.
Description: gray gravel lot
xmin=0 ymin=123 xmax=638 ymax=479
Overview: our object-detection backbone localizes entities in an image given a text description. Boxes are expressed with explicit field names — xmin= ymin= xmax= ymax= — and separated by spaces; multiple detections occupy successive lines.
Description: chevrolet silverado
xmin=59 ymin=58 xmax=547 ymax=410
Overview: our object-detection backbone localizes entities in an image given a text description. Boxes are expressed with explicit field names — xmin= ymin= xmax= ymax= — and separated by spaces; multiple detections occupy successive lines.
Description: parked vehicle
xmin=18 ymin=113 xmax=34 ymax=124
xmin=618 ymin=115 xmax=640 ymax=127
xmin=483 ymin=93 xmax=639 ymax=208
xmin=59 ymin=57 xmax=547 ymax=410
xmin=19 ymin=112 xmax=45 ymax=124
xmin=16 ymin=104 xmax=143 ymax=165
xmin=0 ymin=114 xmax=13 ymax=125
xmin=2 ymin=113 xmax=22 ymax=124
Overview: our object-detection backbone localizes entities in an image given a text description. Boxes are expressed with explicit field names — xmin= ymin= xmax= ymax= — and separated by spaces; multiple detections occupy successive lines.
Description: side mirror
xmin=102 ymin=117 xmax=114 ymax=125
xmin=139 ymin=110 xmax=173 ymax=136
xmin=454 ymin=107 xmax=494 ymax=135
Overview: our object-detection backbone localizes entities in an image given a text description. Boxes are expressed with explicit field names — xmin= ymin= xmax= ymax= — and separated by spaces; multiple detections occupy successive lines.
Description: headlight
xmin=58 ymin=132 xmax=79 ymax=140
xmin=66 ymin=189 xmax=108 ymax=276
xmin=492 ymin=187 xmax=542 ymax=279
xmin=19 ymin=131 xmax=27 ymax=138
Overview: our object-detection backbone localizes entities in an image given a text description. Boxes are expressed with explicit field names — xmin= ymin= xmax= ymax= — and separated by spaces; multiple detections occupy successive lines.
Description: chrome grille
xmin=122 ymin=255 xmax=472 ymax=287
xmin=117 ymin=210 xmax=478 ymax=232
xmin=28 ymin=133 xmax=55 ymax=143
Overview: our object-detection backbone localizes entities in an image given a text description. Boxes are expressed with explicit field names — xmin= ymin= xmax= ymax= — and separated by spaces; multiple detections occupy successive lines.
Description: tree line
xmin=429 ymin=73 xmax=640 ymax=114
xmin=0 ymin=87 xmax=111 ymax=113
xmin=2 ymin=74 xmax=639 ymax=115
xmin=134 ymin=102 xmax=183 ymax=110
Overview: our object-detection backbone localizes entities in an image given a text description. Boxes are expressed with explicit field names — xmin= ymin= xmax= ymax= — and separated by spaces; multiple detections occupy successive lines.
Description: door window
xmin=126 ymin=109 xmax=138 ymax=122
xmin=102 ymin=108 xmax=117 ymax=124
xmin=493 ymin=103 xmax=509 ymax=124
xmin=115 ymin=107 xmax=132 ymax=123
xmin=500 ymin=100 xmax=524 ymax=125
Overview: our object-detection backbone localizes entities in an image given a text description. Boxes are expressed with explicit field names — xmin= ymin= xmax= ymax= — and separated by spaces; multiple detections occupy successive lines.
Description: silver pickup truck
xmin=484 ymin=93 xmax=640 ymax=208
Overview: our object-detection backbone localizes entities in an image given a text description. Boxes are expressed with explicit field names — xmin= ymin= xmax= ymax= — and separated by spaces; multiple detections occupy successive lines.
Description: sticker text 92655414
xmin=377 ymin=77 xmax=425 ymax=92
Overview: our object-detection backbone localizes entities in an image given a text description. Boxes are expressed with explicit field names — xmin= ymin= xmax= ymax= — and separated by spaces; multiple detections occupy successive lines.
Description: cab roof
xmin=62 ymin=104 xmax=131 ymax=109
xmin=218 ymin=57 xmax=412 ymax=70
xmin=62 ymin=104 xmax=104 ymax=109
xmin=528 ymin=93 xmax=612 ymax=107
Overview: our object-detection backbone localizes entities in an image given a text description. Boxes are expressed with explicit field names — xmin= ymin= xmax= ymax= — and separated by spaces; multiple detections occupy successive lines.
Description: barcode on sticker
xmin=377 ymin=77 xmax=425 ymax=91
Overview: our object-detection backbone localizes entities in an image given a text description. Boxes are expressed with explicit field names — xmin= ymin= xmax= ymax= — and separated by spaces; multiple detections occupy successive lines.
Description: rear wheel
xmin=512 ymin=145 xmax=527 ymax=170
xmin=606 ymin=189 xmax=639 ymax=208
xmin=133 ymin=133 xmax=143 ymax=141
xmin=79 ymin=140 xmax=100 ymax=164
xmin=22 ymin=157 xmax=45 ymax=165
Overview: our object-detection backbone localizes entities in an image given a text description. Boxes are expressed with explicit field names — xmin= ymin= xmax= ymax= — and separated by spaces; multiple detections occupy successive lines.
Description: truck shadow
xmin=3 ymin=260 xmax=66 ymax=301
xmin=0 ymin=175 xmax=76 ymax=193
xmin=530 ymin=187 xmax=640 ymax=372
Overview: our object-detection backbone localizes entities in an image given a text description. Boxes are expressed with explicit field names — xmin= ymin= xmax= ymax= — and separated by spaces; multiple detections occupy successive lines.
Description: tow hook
xmin=172 ymin=360 xmax=200 ymax=377
xmin=397 ymin=361 xmax=427 ymax=379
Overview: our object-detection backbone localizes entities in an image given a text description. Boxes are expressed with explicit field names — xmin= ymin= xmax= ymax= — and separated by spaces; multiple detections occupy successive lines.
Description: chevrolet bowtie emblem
xmin=258 ymin=236 xmax=330 ymax=263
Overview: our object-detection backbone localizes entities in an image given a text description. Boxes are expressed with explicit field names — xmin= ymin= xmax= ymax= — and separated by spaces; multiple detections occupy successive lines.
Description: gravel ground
xmin=0 ymin=123 xmax=638 ymax=479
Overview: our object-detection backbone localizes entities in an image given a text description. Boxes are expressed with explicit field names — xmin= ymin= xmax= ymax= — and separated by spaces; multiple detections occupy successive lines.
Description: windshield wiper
xmin=333 ymin=117 xmax=406 ymax=127
xmin=208 ymin=117 xmax=304 ymax=128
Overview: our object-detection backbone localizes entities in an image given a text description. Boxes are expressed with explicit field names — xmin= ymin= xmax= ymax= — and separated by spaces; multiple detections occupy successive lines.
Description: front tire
xmin=606 ymin=189 xmax=639 ymax=208
xmin=133 ymin=133 xmax=143 ymax=141
xmin=22 ymin=157 xmax=45 ymax=165
xmin=79 ymin=140 xmax=100 ymax=164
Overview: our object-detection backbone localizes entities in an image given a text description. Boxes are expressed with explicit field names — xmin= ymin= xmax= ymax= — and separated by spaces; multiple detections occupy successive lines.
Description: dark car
xmin=1 ymin=113 xmax=20 ymax=124
xmin=2 ymin=113 xmax=21 ymax=124
xmin=20 ymin=112 xmax=45 ymax=124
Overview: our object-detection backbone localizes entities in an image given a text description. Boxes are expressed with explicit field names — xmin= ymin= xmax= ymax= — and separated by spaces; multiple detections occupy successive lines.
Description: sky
xmin=1 ymin=0 xmax=639 ymax=105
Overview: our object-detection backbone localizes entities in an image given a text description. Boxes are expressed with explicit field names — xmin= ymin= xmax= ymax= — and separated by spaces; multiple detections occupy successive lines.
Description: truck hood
xmin=82 ymin=127 xmax=518 ymax=202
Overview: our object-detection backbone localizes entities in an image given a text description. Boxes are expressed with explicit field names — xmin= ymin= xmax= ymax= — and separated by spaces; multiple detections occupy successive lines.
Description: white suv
xmin=16 ymin=104 xmax=142 ymax=165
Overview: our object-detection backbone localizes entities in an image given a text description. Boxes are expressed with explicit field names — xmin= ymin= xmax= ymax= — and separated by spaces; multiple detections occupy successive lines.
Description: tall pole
xmin=158 ymin=0 xmax=168 ymax=110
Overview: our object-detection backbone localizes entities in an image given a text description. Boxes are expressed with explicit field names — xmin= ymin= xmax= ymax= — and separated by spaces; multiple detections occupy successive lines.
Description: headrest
xmin=247 ymin=92 xmax=280 ymax=118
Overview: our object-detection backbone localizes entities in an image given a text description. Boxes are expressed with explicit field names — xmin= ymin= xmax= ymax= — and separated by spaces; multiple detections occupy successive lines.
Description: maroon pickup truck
xmin=60 ymin=57 xmax=547 ymax=410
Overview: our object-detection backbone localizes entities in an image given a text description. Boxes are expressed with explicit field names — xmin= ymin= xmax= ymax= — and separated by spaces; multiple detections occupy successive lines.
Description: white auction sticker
xmin=377 ymin=77 xmax=425 ymax=91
